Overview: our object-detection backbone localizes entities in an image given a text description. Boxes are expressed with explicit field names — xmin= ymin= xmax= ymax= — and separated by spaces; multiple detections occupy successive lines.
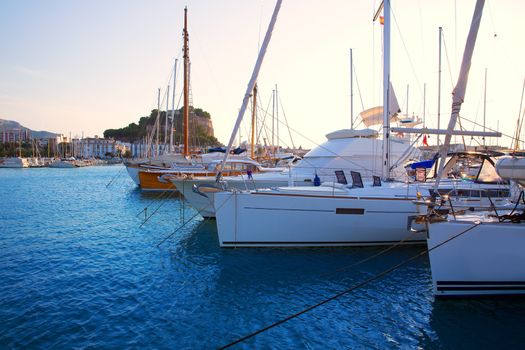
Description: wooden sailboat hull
xmin=138 ymin=171 xmax=177 ymax=191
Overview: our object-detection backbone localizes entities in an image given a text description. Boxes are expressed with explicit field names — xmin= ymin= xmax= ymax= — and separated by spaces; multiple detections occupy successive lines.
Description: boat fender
xmin=314 ymin=173 xmax=321 ymax=186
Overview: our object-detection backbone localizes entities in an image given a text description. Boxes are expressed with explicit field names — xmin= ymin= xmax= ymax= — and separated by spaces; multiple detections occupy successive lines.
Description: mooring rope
xmin=105 ymin=165 xmax=127 ymax=188
xmin=218 ymin=221 xmax=481 ymax=349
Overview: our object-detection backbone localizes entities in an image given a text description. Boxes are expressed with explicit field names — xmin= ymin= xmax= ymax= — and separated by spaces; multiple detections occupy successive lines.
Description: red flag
xmin=379 ymin=16 xmax=384 ymax=25
xmin=422 ymin=134 xmax=429 ymax=147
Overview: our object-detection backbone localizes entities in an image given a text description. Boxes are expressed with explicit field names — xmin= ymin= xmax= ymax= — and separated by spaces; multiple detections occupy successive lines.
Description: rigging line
xmin=389 ymin=134 xmax=422 ymax=170
xmin=352 ymin=63 xmax=366 ymax=114
xmin=486 ymin=0 xmax=498 ymax=38
xmin=218 ymin=221 xmax=482 ymax=350
xmin=255 ymin=91 xmax=272 ymax=146
xmin=515 ymin=79 xmax=525 ymax=150
xmin=459 ymin=116 xmax=516 ymax=141
xmin=390 ymin=5 xmax=423 ymax=95
xmin=276 ymin=90 xmax=296 ymax=150
xmin=441 ymin=33 xmax=456 ymax=90
xmin=256 ymin=93 xmax=274 ymax=148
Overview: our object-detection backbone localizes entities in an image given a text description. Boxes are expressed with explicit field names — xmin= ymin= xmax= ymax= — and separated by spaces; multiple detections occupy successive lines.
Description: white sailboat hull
xmin=125 ymin=164 xmax=141 ymax=186
xmin=427 ymin=218 xmax=525 ymax=297
xmin=172 ymin=176 xmax=311 ymax=218
xmin=214 ymin=188 xmax=427 ymax=247
xmin=0 ymin=157 xmax=29 ymax=168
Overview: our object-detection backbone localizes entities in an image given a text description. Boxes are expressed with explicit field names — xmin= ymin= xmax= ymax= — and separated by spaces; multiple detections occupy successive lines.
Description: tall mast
xmin=251 ymin=83 xmax=257 ymax=159
xmin=423 ymin=83 xmax=426 ymax=126
xmin=350 ymin=48 xmax=354 ymax=129
xmin=183 ymin=7 xmax=190 ymax=156
xmin=275 ymin=84 xmax=279 ymax=153
xmin=434 ymin=0 xmax=485 ymax=190
xmin=271 ymin=89 xmax=275 ymax=151
xmin=170 ymin=59 xmax=177 ymax=153
xmin=156 ymin=88 xmax=160 ymax=158
xmin=483 ymin=67 xmax=487 ymax=148
xmin=406 ymin=84 xmax=409 ymax=115
xmin=437 ymin=26 xmax=443 ymax=145
xmin=381 ymin=0 xmax=391 ymax=180
xmin=217 ymin=0 xmax=283 ymax=179
xmin=165 ymin=85 xmax=170 ymax=153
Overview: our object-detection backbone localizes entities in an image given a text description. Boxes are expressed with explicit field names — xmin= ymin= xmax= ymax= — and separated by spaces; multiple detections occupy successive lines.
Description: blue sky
xmin=1 ymin=0 xmax=524 ymax=148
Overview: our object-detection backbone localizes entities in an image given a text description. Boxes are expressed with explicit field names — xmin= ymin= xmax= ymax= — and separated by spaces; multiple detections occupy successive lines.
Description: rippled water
xmin=1 ymin=166 xmax=525 ymax=349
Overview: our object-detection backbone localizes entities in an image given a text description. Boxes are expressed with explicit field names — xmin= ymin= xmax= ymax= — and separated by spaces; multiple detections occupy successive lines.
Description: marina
xmin=1 ymin=166 xmax=525 ymax=348
xmin=2 ymin=0 xmax=525 ymax=347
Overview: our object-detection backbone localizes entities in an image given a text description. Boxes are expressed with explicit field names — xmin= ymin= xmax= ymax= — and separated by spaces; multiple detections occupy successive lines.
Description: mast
xmin=275 ymin=84 xmax=279 ymax=153
xmin=251 ymin=83 xmax=257 ymax=159
xmin=350 ymin=48 xmax=354 ymax=129
xmin=381 ymin=0 xmax=391 ymax=180
xmin=271 ymin=89 xmax=275 ymax=152
xmin=437 ymin=26 xmax=443 ymax=146
xmin=483 ymin=67 xmax=487 ymax=148
xmin=217 ymin=0 xmax=283 ymax=179
xmin=170 ymin=59 xmax=177 ymax=153
xmin=423 ymin=83 xmax=426 ymax=126
xmin=406 ymin=84 xmax=409 ymax=115
xmin=434 ymin=0 xmax=485 ymax=190
xmin=165 ymin=85 xmax=170 ymax=154
xmin=183 ymin=7 xmax=190 ymax=156
xmin=156 ymin=88 xmax=160 ymax=158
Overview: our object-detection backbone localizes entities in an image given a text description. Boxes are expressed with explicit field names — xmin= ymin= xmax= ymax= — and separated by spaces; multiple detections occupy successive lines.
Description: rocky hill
xmin=103 ymin=107 xmax=220 ymax=146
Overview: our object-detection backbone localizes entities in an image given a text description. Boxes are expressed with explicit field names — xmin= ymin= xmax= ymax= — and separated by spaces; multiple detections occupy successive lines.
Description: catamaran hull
xmin=428 ymin=220 xmax=525 ymax=297
xmin=214 ymin=191 xmax=426 ymax=247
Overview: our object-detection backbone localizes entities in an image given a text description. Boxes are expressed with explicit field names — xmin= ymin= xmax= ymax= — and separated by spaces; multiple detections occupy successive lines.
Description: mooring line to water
xmin=139 ymin=189 xmax=180 ymax=228
xmin=156 ymin=211 xmax=203 ymax=247
xmin=218 ymin=222 xmax=481 ymax=349
xmin=156 ymin=188 xmax=238 ymax=247
xmin=105 ymin=165 xmax=126 ymax=188
xmin=135 ymin=188 xmax=174 ymax=218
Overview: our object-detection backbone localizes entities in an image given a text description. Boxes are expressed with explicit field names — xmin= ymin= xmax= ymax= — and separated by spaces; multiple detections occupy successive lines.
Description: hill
xmin=0 ymin=118 xmax=58 ymax=139
xmin=103 ymin=107 xmax=220 ymax=146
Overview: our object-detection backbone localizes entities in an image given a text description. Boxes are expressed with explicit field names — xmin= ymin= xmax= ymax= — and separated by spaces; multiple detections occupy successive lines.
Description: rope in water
xmin=218 ymin=220 xmax=481 ymax=349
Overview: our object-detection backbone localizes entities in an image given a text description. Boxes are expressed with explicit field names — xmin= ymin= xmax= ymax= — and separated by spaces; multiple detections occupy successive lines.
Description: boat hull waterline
xmin=427 ymin=219 xmax=525 ymax=297
xmin=214 ymin=189 xmax=427 ymax=247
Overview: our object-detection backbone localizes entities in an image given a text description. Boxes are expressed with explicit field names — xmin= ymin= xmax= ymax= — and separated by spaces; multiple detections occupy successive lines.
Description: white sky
xmin=1 ymin=0 xmax=524 ymax=148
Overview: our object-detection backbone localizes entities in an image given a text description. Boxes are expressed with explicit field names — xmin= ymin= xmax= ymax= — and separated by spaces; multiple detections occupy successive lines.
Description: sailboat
xmin=425 ymin=156 xmax=525 ymax=297
xmin=0 ymin=157 xmax=29 ymax=168
xmin=168 ymin=115 xmax=420 ymax=218
xmin=416 ymin=0 xmax=525 ymax=297
xmin=127 ymin=7 xmax=241 ymax=190
xmin=212 ymin=0 xmax=508 ymax=248
xmin=167 ymin=46 xmax=422 ymax=217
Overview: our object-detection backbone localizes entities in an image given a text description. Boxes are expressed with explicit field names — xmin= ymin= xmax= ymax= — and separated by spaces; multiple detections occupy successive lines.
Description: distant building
xmin=72 ymin=137 xmax=117 ymax=158
xmin=1 ymin=129 xmax=30 ymax=143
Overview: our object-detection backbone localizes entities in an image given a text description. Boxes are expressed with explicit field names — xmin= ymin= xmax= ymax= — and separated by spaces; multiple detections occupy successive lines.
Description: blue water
xmin=1 ymin=166 xmax=525 ymax=349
